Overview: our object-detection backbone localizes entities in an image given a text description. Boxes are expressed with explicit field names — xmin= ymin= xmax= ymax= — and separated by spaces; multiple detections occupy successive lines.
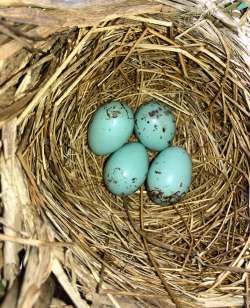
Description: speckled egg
xmin=88 ymin=100 xmax=134 ymax=155
xmin=135 ymin=101 xmax=176 ymax=151
xmin=147 ymin=147 xmax=192 ymax=205
xmin=104 ymin=143 xmax=149 ymax=196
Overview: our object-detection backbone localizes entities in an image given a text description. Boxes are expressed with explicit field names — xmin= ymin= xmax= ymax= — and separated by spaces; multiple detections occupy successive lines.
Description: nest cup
xmin=1 ymin=2 xmax=250 ymax=307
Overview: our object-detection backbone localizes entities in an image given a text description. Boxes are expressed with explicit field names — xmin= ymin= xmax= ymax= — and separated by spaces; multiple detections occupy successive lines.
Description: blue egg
xmin=88 ymin=101 xmax=134 ymax=155
xmin=104 ymin=143 xmax=149 ymax=196
xmin=135 ymin=101 xmax=176 ymax=151
xmin=147 ymin=147 xmax=192 ymax=205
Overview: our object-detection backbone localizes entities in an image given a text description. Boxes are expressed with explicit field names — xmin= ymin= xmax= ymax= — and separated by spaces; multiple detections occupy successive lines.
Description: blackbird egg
xmin=88 ymin=100 xmax=134 ymax=155
xmin=104 ymin=143 xmax=149 ymax=196
xmin=147 ymin=147 xmax=192 ymax=205
xmin=135 ymin=101 xmax=176 ymax=151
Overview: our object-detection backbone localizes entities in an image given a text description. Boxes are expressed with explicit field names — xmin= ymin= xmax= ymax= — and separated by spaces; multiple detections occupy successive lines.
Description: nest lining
xmin=15 ymin=13 xmax=250 ymax=305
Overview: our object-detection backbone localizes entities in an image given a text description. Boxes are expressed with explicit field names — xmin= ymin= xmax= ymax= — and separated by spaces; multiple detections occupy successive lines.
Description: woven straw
xmin=0 ymin=1 xmax=250 ymax=307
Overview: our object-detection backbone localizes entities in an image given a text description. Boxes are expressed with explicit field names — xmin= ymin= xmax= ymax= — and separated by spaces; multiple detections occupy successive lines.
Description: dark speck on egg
xmin=150 ymin=190 xmax=185 ymax=205
xmin=148 ymin=109 xmax=160 ymax=117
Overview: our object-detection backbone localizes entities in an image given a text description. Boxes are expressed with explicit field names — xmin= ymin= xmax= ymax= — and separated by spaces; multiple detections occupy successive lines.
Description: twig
xmin=123 ymin=197 xmax=191 ymax=256
xmin=173 ymin=204 xmax=195 ymax=268
xmin=245 ymin=263 xmax=250 ymax=308
xmin=0 ymin=233 xmax=74 ymax=248
xmin=96 ymin=237 xmax=109 ymax=293
xmin=142 ymin=238 xmax=182 ymax=308
xmin=17 ymin=27 xmax=96 ymax=124
xmin=124 ymin=197 xmax=182 ymax=308
xmin=52 ymin=258 xmax=89 ymax=308
xmin=1 ymin=118 xmax=21 ymax=285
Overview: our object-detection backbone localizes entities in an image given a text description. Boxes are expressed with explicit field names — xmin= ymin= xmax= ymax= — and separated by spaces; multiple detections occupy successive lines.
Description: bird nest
xmin=1 ymin=1 xmax=250 ymax=307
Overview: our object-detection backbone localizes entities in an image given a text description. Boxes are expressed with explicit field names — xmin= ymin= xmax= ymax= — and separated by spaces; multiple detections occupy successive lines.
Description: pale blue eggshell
xmin=88 ymin=101 xmax=134 ymax=155
xmin=135 ymin=101 xmax=176 ymax=151
xmin=104 ymin=143 xmax=149 ymax=196
xmin=147 ymin=147 xmax=192 ymax=205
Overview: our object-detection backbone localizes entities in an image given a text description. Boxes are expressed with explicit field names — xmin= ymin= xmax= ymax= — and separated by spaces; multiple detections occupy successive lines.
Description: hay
xmin=0 ymin=1 xmax=250 ymax=307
